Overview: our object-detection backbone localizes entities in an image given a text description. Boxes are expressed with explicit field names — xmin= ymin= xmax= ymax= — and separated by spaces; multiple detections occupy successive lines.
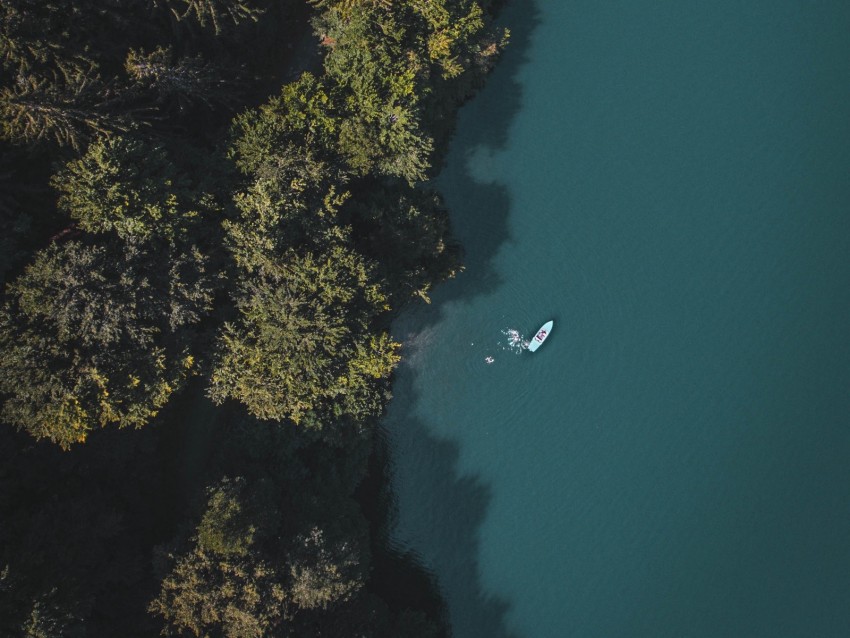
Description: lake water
xmin=383 ymin=1 xmax=850 ymax=636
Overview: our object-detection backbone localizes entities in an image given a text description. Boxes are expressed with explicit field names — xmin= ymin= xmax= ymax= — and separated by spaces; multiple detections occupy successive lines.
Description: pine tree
xmin=125 ymin=46 xmax=239 ymax=114
xmin=209 ymin=244 xmax=398 ymax=424
xmin=153 ymin=0 xmax=265 ymax=35
xmin=0 ymin=238 xmax=213 ymax=448
xmin=52 ymin=134 xmax=198 ymax=240
xmin=0 ymin=71 xmax=125 ymax=150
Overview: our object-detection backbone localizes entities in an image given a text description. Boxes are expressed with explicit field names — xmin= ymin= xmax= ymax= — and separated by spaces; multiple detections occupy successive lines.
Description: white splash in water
xmin=501 ymin=328 xmax=529 ymax=354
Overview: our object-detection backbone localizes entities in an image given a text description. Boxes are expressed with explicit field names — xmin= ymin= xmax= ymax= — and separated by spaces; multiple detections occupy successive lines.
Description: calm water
xmin=384 ymin=1 xmax=850 ymax=636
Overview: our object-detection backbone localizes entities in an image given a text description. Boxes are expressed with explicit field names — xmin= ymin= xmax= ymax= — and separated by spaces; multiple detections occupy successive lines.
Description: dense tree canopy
xmin=150 ymin=475 xmax=372 ymax=637
xmin=0 ymin=0 xmax=506 ymax=633
xmin=209 ymin=244 xmax=399 ymax=424
xmin=53 ymin=134 xmax=205 ymax=240
xmin=0 ymin=237 xmax=212 ymax=447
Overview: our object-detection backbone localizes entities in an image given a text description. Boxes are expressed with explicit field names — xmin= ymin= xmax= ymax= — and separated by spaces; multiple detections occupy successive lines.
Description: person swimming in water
xmin=485 ymin=356 xmax=495 ymax=364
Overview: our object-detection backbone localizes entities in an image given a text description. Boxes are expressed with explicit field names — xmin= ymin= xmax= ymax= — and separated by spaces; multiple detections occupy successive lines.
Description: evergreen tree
xmin=150 ymin=477 xmax=287 ymax=637
xmin=228 ymin=72 xmax=343 ymax=185
xmin=196 ymin=477 xmax=258 ymax=558
xmin=125 ymin=46 xmax=240 ymax=114
xmin=209 ymin=244 xmax=398 ymax=425
xmin=153 ymin=0 xmax=266 ymax=35
xmin=151 ymin=475 xmax=373 ymax=637
xmin=0 ymin=0 xmax=100 ymax=79
xmin=151 ymin=547 xmax=288 ymax=637
xmin=0 ymin=71 xmax=126 ymax=150
xmin=0 ymin=238 xmax=213 ymax=448
xmin=52 ymin=134 xmax=204 ymax=240
xmin=318 ymin=5 xmax=434 ymax=182
xmin=288 ymin=525 xmax=363 ymax=610
xmin=0 ymin=568 xmax=73 ymax=638
xmin=225 ymin=180 xmax=348 ymax=276
xmin=347 ymin=184 xmax=459 ymax=303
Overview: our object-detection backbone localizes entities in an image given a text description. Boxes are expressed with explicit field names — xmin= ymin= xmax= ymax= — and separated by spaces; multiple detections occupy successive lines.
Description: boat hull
xmin=527 ymin=320 xmax=553 ymax=352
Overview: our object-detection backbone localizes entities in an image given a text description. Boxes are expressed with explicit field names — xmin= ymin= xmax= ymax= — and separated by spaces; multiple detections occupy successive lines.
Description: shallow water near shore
xmin=383 ymin=1 xmax=850 ymax=636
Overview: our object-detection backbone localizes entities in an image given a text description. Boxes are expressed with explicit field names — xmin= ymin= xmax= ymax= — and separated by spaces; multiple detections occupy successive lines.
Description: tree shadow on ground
xmin=379 ymin=2 xmax=541 ymax=636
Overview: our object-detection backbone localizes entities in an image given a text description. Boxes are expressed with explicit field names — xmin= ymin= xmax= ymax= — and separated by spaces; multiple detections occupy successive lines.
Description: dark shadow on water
xmin=401 ymin=0 xmax=540 ymax=328
xmin=383 ymin=371 xmax=520 ymax=638
xmin=381 ymin=2 xmax=541 ymax=636
xmin=356 ymin=426 xmax=452 ymax=634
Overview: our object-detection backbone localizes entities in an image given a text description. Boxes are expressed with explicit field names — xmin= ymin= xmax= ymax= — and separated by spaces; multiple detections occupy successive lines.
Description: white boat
xmin=527 ymin=320 xmax=553 ymax=352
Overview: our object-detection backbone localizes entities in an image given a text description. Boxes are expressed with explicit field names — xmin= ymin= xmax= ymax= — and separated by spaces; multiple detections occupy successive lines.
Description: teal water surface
xmin=384 ymin=1 xmax=850 ymax=636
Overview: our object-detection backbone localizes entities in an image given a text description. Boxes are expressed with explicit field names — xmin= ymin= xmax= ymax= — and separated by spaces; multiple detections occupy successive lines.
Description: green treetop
xmin=209 ymin=243 xmax=399 ymax=425
xmin=52 ymin=134 xmax=206 ymax=241
xmin=0 ymin=238 xmax=213 ymax=448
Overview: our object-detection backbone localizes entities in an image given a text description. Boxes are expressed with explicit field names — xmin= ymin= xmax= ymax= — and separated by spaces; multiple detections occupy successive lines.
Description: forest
xmin=0 ymin=0 xmax=507 ymax=636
